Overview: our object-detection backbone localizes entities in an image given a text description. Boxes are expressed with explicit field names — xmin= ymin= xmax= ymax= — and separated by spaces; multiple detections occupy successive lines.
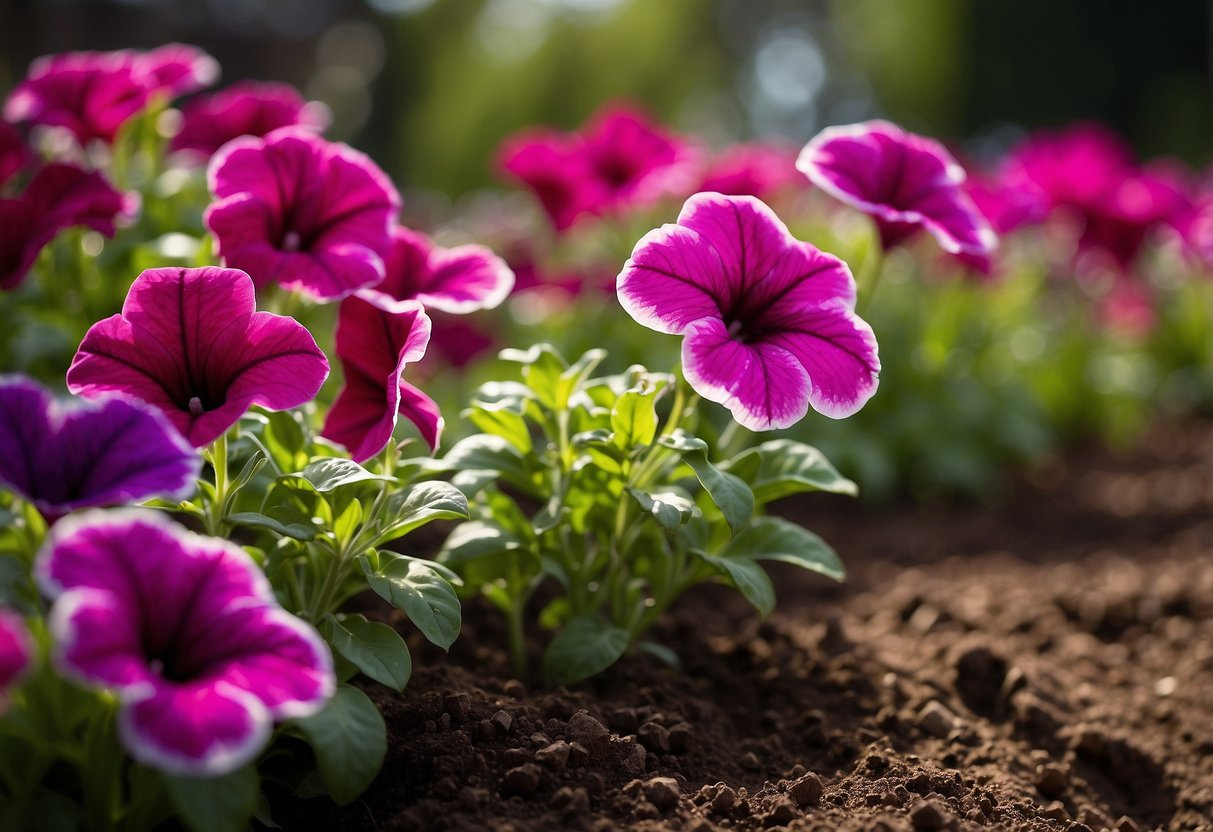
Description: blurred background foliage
xmin=3 ymin=0 xmax=1209 ymax=199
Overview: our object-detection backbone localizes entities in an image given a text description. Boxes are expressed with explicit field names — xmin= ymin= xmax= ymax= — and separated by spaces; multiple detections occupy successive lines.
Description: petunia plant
xmin=437 ymin=193 xmax=878 ymax=684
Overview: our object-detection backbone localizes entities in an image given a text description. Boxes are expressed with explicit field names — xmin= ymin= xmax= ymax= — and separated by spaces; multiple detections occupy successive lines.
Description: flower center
xmin=282 ymin=230 xmax=302 ymax=251
xmin=188 ymin=396 xmax=205 ymax=416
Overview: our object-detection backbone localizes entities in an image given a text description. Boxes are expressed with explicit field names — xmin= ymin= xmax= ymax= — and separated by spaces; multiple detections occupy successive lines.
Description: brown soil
xmin=313 ymin=421 xmax=1213 ymax=832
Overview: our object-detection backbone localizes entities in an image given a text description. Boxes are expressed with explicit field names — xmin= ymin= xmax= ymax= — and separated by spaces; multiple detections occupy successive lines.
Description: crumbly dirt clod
xmin=287 ymin=420 xmax=1213 ymax=831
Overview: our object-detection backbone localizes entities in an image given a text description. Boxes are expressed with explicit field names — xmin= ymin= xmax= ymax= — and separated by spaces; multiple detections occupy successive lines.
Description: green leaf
xmin=611 ymin=387 xmax=659 ymax=450
xmin=359 ymin=552 xmax=461 ymax=650
xmin=683 ymin=449 xmax=754 ymax=533
xmin=380 ymin=481 xmax=468 ymax=541
xmin=166 ymin=764 xmax=259 ymax=832
xmin=299 ymin=458 xmax=390 ymax=492
xmin=227 ymin=511 xmax=318 ymax=541
xmin=543 ymin=615 xmax=629 ymax=685
xmin=556 ymin=348 xmax=607 ymax=408
xmin=721 ymin=516 xmax=845 ymax=582
xmin=332 ymin=498 xmax=363 ymax=543
xmin=441 ymin=435 xmax=530 ymax=493
xmin=466 ymin=402 xmax=532 ymax=453
xmin=438 ymin=520 xmax=525 ymax=567
xmin=658 ymin=432 xmax=707 ymax=452
xmin=626 ymin=488 xmax=696 ymax=531
xmin=295 ymin=684 xmax=386 ymax=805
xmin=229 ymin=452 xmax=268 ymax=492
xmin=261 ymin=408 xmax=307 ymax=473
xmin=721 ymin=439 xmax=858 ymax=503
xmin=322 ymin=614 xmax=412 ymax=692
xmin=500 ymin=343 xmax=567 ymax=410
xmin=692 ymin=550 xmax=775 ymax=618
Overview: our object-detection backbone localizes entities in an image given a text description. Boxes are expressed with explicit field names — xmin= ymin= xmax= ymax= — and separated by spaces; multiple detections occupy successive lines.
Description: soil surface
xmin=313 ymin=421 xmax=1213 ymax=831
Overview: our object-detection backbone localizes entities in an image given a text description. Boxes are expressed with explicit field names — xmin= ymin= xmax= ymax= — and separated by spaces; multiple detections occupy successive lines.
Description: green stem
xmin=204 ymin=432 xmax=229 ymax=536
xmin=506 ymin=597 xmax=527 ymax=681
xmin=856 ymin=240 xmax=886 ymax=318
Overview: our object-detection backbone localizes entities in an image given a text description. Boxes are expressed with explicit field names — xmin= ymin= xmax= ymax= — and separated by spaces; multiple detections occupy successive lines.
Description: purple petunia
xmin=205 ymin=127 xmax=401 ymax=302
xmin=618 ymin=192 xmax=880 ymax=430
xmin=37 ymin=510 xmax=334 ymax=777
xmin=67 ymin=266 xmax=329 ymax=447
xmin=366 ymin=226 xmax=515 ymax=315
xmin=0 ymin=375 xmax=199 ymax=518
xmin=1 ymin=163 xmax=134 ymax=291
xmin=0 ymin=610 xmax=33 ymax=711
xmin=171 ymin=81 xmax=329 ymax=160
xmin=499 ymin=104 xmax=698 ymax=232
xmin=797 ymin=120 xmax=997 ymax=273
xmin=321 ymin=296 xmax=442 ymax=461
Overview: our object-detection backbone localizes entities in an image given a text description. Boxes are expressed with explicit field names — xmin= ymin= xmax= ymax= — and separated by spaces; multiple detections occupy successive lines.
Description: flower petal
xmin=320 ymin=297 xmax=436 ymax=459
xmin=381 ymin=227 xmax=515 ymax=314
xmin=681 ymin=317 xmax=811 ymax=431
xmin=172 ymin=81 xmax=327 ymax=159
xmin=48 ymin=588 xmax=156 ymax=694
xmin=0 ymin=376 xmax=199 ymax=515
xmin=798 ymin=120 xmax=996 ymax=267
xmin=0 ymin=610 xmax=32 ymax=697
xmin=616 ymin=222 xmax=728 ymax=334
xmin=118 ymin=681 xmax=271 ymax=777
xmin=68 ymin=267 xmax=328 ymax=446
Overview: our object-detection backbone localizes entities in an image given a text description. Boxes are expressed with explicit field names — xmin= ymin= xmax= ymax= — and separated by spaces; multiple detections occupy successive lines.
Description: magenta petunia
xmin=0 ymin=610 xmax=33 ymax=710
xmin=37 ymin=510 xmax=334 ymax=777
xmin=1003 ymin=125 xmax=1191 ymax=270
xmin=579 ymin=105 xmax=699 ymax=213
xmin=498 ymin=104 xmax=697 ymax=231
xmin=5 ymin=51 xmax=151 ymax=145
xmin=206 ymin=127 xmax=401 ymax=301
xmin=367 ymin=226 xmax=515 ymax=315
xmin=137 ymin=44 xmax=219 ymax=98
xmin=171 ymin=81 xmax=329 ymax=159
xmin=321 ymin=296 xmax=442 ymax=461
xmin=697 ymin=143 xmax=801 ymax=201
xmin=618 ymin=192 xmax=880 ymax=430
xmin=0 ymin=122 xmax=27 ymax=187
xmin=1 ymin=163 xmax=134 ymax=290
xmin=67 ymin=266 xmax=329 ymax=447
xmin=0 ymin=375 xmax=199 ymax=518
xmin=964 ymin=171 xmax=1047 ymax=236
xmin=797 ymin=120 xmax=997 ymax=273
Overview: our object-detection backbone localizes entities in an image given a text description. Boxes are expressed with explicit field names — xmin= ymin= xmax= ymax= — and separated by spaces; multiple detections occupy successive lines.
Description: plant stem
xmin=506 ymin=598 xmax=527 ymax=681
xmin=205 ymin=431 xmax=229 ymax=536
xmin=856 ymin=238 xmax=886 ymax=318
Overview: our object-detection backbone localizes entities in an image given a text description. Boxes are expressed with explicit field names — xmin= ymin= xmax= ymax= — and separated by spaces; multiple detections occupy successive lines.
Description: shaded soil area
xmin=321 ymin=421 xmax=1213 ymax=831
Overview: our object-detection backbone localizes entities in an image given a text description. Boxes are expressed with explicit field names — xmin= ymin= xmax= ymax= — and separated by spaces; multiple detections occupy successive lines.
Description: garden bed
xmin=318 ymin=419 xmax=1213 ymax=831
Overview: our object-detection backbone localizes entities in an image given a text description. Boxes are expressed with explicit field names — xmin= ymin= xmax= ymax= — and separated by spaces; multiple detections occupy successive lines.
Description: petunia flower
xmin=36 ymin=510 xmax=334 ymax=777
xmin=579 ymin=105 xmax=699 ymax=214
xmin=320 ymin=296 xmax=442 ymax=461
xmin=205 ymin=127 xmax=401 ymax=301
xmin=0 ymin=375 xmax=199 ymax=518
xmin=1003 ymin=125 xmax=1191 ymax=270
xmin=0 ymin=610 xmax=33 ymax=711
xmin=964 ymin=171 xmax=1047 ymax=236
xmin=696 ymin=143 xmax=801 ymax=201
xmin=0 ymin=122 xmax=27 ymax=188
xmin=66 ymin=266 xmax=329 ymax=447
xmin=797 ymin=120 xmax=997 ymax=273
xmin=4 ymin=51 xmax=153 ymax=145
xmin=171 ymin=81 xmax=329 ymax=160
xmin=498 ymin=103 xmax=698 ymax=231
xmin=1 ymin=163 xmax=134 ymax=290
xmin=137 ymin=43 xmax=220 ymax=99
xmin=618 ymin=192 xmax=880 ymax=430
xmin=366 ymin=226 xmax=515 ymax=314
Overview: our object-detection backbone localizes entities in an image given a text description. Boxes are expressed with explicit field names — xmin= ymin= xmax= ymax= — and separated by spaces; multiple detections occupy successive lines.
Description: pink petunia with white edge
xmin=0 ymin=610 xmax=33 ymax=711
xmin=36 ymin=510 xmax=334 ymax=777
xmin=797 ymin=120 xmax=997 ymax=273
xmin=618 ymin=192 xmax=880 ymax=431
